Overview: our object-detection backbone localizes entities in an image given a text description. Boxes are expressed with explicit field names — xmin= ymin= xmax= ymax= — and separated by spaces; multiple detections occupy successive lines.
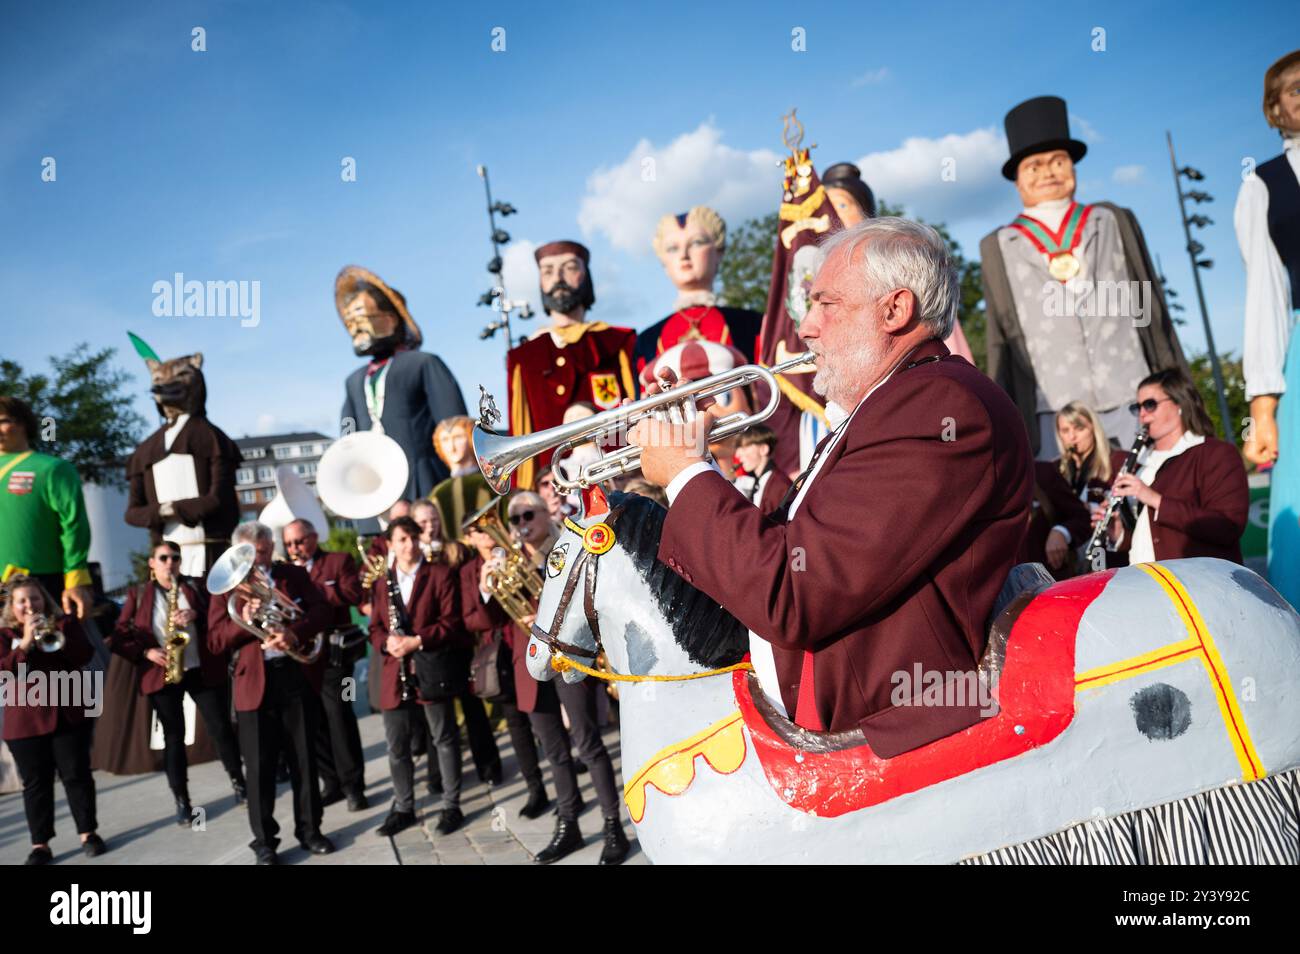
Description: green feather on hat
xmin=126 ymin=331 xmax=161 ymax=363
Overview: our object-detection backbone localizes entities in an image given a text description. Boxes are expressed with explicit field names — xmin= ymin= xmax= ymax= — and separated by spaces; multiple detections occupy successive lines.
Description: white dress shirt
xmin=151 ymin=584 xmax=200 ymax=672
xmin=1127 ymin=432 xmax=1205 ymax=565
xmin=1234 ymin=133 xmax=1299 ymax=400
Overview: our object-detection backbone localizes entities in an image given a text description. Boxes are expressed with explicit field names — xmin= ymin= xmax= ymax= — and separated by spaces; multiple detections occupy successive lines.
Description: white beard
xmin=812 ymin=335 xmax=884 ymax=408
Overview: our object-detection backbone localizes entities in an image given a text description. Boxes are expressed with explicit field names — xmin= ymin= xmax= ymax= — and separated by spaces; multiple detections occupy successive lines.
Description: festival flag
xmin=757 ymin=110 xmax=843 ymax=475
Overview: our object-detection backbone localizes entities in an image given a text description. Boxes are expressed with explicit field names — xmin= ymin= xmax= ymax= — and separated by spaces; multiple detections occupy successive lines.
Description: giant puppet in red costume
xmin=635 ymin=207 xmax=763 ymax=376
xmin=505 ymin=241 xmax=636 ymax=488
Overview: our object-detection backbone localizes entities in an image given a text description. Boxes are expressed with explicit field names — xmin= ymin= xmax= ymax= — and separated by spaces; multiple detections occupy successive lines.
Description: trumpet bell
xmin=316 ymin=431 xmax=409 ymax=520
xmin=206 ymin=542 xmax=256 ymax=595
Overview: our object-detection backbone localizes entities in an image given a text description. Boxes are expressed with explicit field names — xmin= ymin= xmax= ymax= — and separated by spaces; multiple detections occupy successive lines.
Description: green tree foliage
xmin=717 ymin=203 xmax=988 ymax=373
xmin=1189 ymin=351 xmax=1248 ymax=446
xmin=0 ymin=344 xmax=148 ymax=488
xmin=323 ymin=524 xmax=359 ymax=556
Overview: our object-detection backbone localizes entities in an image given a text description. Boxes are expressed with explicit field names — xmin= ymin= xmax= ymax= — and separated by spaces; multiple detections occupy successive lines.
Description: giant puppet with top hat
xmin=337 ymin=266 xmax=468 ymax=500
xmin=504 ymin=241 xmax=636 ymax=489
xmin=1236 ymin=49 xmax=1300 ymax=609
xmin=980 ymin=96 xmax=1186 ymax=458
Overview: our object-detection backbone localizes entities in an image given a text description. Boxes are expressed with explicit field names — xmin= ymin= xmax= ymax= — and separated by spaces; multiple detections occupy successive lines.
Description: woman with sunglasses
xmin=1098 ymin=368 xmax=1249 ymax=564
xmin=110 ymin=540 xmax=246 ymax=825
xmin=0 ymin=575 xmax=105 ymax=864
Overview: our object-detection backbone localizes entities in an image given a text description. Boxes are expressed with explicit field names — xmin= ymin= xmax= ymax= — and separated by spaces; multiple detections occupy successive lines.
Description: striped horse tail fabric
xmin=962 ymin=767 xmax=1300 ymax=864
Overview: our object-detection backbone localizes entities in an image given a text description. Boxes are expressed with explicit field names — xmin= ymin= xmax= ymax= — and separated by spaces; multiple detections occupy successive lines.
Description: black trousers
xmin=315 ymin=661 xmax=365 ymax=796
xmin=8 ymin=719 xmax=97 ymax=845
xmin=555 ymin=678 xmax=620 ymax=819
xmin=235 ymin=660 xmax=322 ymax=851
xmin=423 ymin=693 xmax=502 ymax=786
xmin=149 ymin=668 xmax=242 ymax=797
xmin=383 ymin=700 xmax=462 ymax=814
xmin=500 ymin=699 xmax=543 ymax=792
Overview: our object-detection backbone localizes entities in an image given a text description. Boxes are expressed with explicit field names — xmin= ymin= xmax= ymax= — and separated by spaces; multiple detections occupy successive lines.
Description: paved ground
xmin=0 ymin=712 xmax=646 ymax=866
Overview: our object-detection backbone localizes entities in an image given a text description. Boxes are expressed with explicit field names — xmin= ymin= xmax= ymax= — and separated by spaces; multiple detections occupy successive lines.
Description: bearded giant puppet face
xmin=341 ymin=288 xmax=404 ymax=357
xmin=538 ymin=251 xmax=594 ymax=322
xmin=653 ymin=208 xmax=724 ymax=294
xmin=1014 ymin=148 xmax=1077 ymax=207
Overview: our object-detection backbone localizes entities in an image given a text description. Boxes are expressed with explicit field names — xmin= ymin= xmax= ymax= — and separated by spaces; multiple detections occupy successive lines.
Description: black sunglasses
xmin=508 ymin=510 xmax=536 ymax=526
xmin=154 ymin=554 xmax=180 ymax=563
xmin=1129 ymin=397 xmax=1173 ymax=416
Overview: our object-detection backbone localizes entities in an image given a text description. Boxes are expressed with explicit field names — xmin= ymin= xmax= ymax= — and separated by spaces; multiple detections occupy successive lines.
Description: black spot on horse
xmin=1230 ymin=568 xmax=1295 ymax=615
xmin=608 ymin=493 xmax=748 ymax=669
xmin=1129 ymin=683 xmax=1192 ymax=741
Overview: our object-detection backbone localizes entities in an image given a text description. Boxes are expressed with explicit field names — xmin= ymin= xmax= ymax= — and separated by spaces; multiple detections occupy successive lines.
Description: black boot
xmin=533 ymin=816 xmax=583 ymax=865
xmin=598 ymin=816 xmax=630 ymax=866
xmin=519 ymin=783 xmax=551 ymax=820
xmin=230 ymin=774 xmax=247 ymax=804
xmin=174 ymin=793 xmax=194 ymax=828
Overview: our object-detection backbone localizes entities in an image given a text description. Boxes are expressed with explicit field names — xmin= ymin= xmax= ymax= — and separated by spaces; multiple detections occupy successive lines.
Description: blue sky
xmin=1 ymin=0 xmax=1292 ymax=440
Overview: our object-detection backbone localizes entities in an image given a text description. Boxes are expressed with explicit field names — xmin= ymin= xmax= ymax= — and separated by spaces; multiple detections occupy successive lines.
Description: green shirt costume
xmin=0 ymin=449 xmax=92 ymax=589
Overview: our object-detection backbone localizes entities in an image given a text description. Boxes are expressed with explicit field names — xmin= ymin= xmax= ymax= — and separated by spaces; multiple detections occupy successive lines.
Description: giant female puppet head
xmin=334 ymin=265 xmax=424 ymax=358
xmin=652 ymin=206 xmax=725 ymax=298
xmin=536 ymin=241 xmax=596 ymax=325
xmin=433 ymin=415 xmax=475 ymax=473
xmin=1264 ymin=49 xmax=1300 ymax=135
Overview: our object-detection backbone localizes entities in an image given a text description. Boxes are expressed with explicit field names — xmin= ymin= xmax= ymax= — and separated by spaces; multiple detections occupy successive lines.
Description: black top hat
xmin=821 ymin=162 xmax=877 ymax=218
xmin=1001 ymin=96 xmax=1087 ymax=181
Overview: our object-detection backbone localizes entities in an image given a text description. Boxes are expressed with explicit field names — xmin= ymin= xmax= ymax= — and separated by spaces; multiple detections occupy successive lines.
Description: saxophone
xmin=162 ymin=581 xmax=190 ymax=686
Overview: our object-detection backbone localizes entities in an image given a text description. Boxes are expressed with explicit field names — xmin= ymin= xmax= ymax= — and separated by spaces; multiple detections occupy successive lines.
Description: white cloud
xmin=577 ymin=121 xmax=782 ymax=254
xmin=855 ymin=127 xmax=1014 ymax=226
xmin=501 ymin=238 xmax=542 ymax=321
xmin=850 ymin=67 xmax=890 ymax=87
xmin=1070 ymin=113 xmax=1103 ymax=144
xmin=1113 ymin=164 xmax=1146 ymax=184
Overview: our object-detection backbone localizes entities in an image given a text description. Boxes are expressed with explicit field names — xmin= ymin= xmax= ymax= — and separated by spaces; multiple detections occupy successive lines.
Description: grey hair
xmin=818 ymin=217 xmax=958 ymax=340
xmin=284 ymin=517 xmax=317 ymax=536
xmin=232 ymin=521 xmax=273 ymax=546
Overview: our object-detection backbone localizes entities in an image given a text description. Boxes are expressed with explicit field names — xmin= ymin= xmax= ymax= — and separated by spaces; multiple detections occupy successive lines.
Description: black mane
xmin=606 ymin=492 xmax=748 ymax=669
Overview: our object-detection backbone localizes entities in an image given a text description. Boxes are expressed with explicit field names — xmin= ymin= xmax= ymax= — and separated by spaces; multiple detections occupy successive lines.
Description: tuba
xmin=473 ymin=351 xmax=815 ymax=494
xmin=206 ymin=543 xmax=322 ymax=665
xmin=315 ymin=430 xmax=410 ymax=521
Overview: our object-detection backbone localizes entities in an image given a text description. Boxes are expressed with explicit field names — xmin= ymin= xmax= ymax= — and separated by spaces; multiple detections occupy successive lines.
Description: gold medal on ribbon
xmin=1048 ymin=252 xmax=1080 ymax=282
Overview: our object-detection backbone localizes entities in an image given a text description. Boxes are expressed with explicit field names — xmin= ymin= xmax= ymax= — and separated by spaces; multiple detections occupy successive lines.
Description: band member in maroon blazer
xmin=1054 ymin=400 xmax=1129 ymax=506
xmin=460 ymin=513 xmax=549 ymax=819
xmin=0 ymin=575 xmax=106 ymax=864
xmin=632 ymin=218 xmax=1034 ymax=758
xmin=207 ymin=521 xmax=333 ymax=865
xmin=369 ymin=516 xmax=466 ymax=838
xmin=1022 ymin=461 xmax=1092 ymax=580
xmin=111 ymin=540 xmax=245 ymax=825
xmin=283 ymin=518 xmax=369 ymax=813
xmin=733 ymin=425 xmax=794 ymax=517
xmin=1105 ymin=368 xmax=1249 ymax=565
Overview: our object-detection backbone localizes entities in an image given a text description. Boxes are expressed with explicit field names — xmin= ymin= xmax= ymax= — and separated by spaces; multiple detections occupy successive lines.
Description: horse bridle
xmin=529 ymin=506 xmax=624 ymax=665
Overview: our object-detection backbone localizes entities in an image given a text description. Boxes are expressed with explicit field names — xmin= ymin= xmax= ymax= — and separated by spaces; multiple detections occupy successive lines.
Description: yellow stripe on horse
xmin=624 ymin=712 xmax=747 ymax=824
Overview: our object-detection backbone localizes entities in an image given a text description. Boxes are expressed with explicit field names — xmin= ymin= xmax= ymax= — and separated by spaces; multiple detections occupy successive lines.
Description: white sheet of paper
xmin=153 ymin=453 xmax=207 ymax=575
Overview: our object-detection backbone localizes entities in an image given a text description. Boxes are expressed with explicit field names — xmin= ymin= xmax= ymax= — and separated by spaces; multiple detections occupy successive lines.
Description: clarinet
xmin=385 ymin=568 xmax=417 ymax=703
xmin=1084 ymin=425 xmax=1151 ymax=570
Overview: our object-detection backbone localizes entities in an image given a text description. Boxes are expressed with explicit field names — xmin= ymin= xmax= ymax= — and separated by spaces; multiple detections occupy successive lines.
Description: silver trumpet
xmin=474 ymin=350 xmax=816 ymax=493
xmin=206 ymin=543 xmax=322 ymax=665
xmin=30 ymin=614 xmax=65 ymax=653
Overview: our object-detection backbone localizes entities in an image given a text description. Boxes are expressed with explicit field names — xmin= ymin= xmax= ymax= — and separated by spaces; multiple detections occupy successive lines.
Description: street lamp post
xmin=475 ymin=165 xmax=533 ymax=353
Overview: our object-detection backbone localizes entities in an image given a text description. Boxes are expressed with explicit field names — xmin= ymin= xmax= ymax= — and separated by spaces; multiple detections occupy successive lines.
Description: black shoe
xmin=482 ymin=761 xmax=504 ymax=786
xmin=519 ymin=786 xmax=552 ymax=820
xmin=598 ymin=817 xmax=630 ymax=866
xmin=376 ymin=810 xmax=418 ymax=837
xmin=175 ymin=795 xmax=194 ymax=827
xmin=320 ymin=787 xmax=344 ymax=808
xmin=230 ymin=775 xmax=247 ymax=804
xmin=25 ymin=846 xmax=53 ymax=866
xmin=434 ymin=806 xmax=464 ymax=835
xmin=82 ymin=833 xmax=107 ymax=858
xmin=297 ymin=832 xmax=335 ymax=855
xmin=346 ymin=792 xmax=370 ymax=812
xmin=534 ymin=817 xmax=583 ymax=864
xmin=254 ymin=846 xmax=279 ymax=865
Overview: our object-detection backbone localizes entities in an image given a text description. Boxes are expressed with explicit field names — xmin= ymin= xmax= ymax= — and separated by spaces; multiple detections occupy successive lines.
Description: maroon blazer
xmin=1022 ymin=460 xmax=1092 ymax=579
xmin=1062 ymin=447 xmax=1130 ymax=504
xmin=0 ymin=616 xmax=95 ymax=740
xmin=302 ymin=549 xmax=363 ymax=630
xmin=368 ymin=560 xmax=463 ymax=711
xmin=111 ymin=577 xmax=227 ymax=695
xmin=206 ymin=562 xmax=331 ymax=711
xmin=459 ymin=554 xmax=542 ymax=712
xmin=757 ymin=467 xmax=795 ymax=517
xmin=1119 ymin=436 xmax=1248 ymax=563
xmin=658 ymin=339 xmax=1033 ymax=757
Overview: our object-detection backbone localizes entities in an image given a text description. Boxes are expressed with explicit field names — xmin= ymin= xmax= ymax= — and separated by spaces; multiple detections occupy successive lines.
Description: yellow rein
xmin=549 ymin=655 xmax=753 ymax=683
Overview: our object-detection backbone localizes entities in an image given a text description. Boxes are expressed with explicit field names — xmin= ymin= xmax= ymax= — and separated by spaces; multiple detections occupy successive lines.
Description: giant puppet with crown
xmin=504 ymin=241 xmax=637 ymax=489
xmin=337 ymin=266 xmax=468 ymax=500
xmin=980 ymin=95 xmax=1187 ymax=459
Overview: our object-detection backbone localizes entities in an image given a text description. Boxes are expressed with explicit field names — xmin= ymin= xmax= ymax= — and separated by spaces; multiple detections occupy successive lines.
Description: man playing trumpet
xmin=207 ymin=521 xmax=333 ymax=865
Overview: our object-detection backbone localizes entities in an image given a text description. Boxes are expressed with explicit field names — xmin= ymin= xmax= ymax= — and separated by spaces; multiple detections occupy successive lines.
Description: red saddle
xmin=735 ymin=571 xmax=1114 ymax=817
